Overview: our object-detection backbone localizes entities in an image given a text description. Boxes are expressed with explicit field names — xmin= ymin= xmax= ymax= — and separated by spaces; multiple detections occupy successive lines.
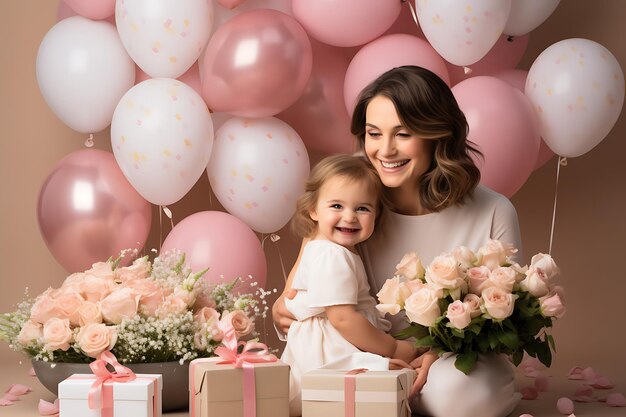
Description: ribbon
xmin=87 ymin=351 xmax=136 ymax=417
xmin=344 ymin=368 xmax=367 ymax=417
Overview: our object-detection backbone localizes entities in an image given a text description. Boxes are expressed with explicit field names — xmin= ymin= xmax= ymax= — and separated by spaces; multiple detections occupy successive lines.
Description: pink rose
xmin=395 ymin=252 xmax=425 ymax=280
xmin=446 ymin=300 xmax=471 ymax=329
xmin=17 ymin=320 xmax=43 ymax=345
xmin=529 ymin=253 xmax=560 ymax=279
xmin=30 ymin=290 xmax=63 ymax=324
xmin=467 ymin=266 xmax=491 ymax=295
xmin=481 ymin=287 xmax=518 ymax=320
xmin=100 ymin=288 xmax=140 ymax=324
xmin=76 ymin=323 xmax=117 ymax=358
xmin=194 ymin=307 xmax=220 ymax=325
xmin=124 ymin=279 xmax=164 ymax=317
xmin=55 ymin=292 xmax=85 ymax=326
xmin=477 ymin=240 xmax=517 ymax=270
xmin=157 ymin=296 xmax=188 ymax=318
xmin=86 ymin=262 xmax=115 ymax=280
xmin=484 ymin=267 xmax=517 ymax=293
xmin=376 ymin=277 xmax=412 ymax=315
xmin=520 ymin=268 xmax=550 ymax=297
xmin=425 ymin=255 xmax=465 ymax=292
xmin=42 ymin=318 xmax=72 ymax=351
xmin=193 ymin=293 xmax=217 ymax=311
xmin=115 ymin=257 xmax=151 ymax=282
xmin=404 ymin=288 xmax=441 ymax=327
xmin=462 ymin=294 xmax=482 ymax=318
xmin=539 ymin=293 xmax=566 ymax=318
xmin=80 ymin=275 xmax=115 ymax=302
xmin=77 ymin=302 xmax=102 ymax=326
xmin=61 ymin=272 xmax=86 ymax=293
xmin=229 ymin=310 xmax=255 ymax=337
xmin=453 ymin=246 xmax=477 ymax=270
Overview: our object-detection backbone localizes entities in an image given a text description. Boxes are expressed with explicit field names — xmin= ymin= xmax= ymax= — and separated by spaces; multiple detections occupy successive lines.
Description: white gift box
xmin=59 ymin=373 xmax=162 ymax=417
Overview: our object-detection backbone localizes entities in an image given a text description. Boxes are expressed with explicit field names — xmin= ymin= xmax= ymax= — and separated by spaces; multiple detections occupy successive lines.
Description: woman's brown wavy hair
xmin=350 ymin=65 xmax=482 ymax=212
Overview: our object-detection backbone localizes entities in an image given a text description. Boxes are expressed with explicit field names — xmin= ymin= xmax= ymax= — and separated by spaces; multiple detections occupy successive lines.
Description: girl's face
xmin=364 ymin=95 xmax=434 ymax=191
xmin=310 ymin=175 xmax=377 ymax=252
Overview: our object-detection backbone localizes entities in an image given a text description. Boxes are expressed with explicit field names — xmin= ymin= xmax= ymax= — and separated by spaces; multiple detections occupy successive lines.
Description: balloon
xmin=115 ymin=0 xmax=213 ymax=78
xmin=525 ymin=38 xmax=625 ymax=158
xmin=207 ymin=117 xmax=310 ymax=233
xmin=111 ymin=78 xmax=214 ymax=206
xmin=447 ymin=34 xmax=529 ymax=86
xmin=161 ymin=211 xmax=267 ymax=293
xmin=36 ymin=17 xmax=135 ymax=134
xmin=37 ymin=149 xmax=152 ymax=273
xmin=202 ymin=9 xmax=312 ymax=118
xmin=211 ymin=0 xmax=292 ymax=36
xmin=452 ymin=76 xmax=540 ymax=197
xmin=135 ymin=63 xmax=203 ymax=97
xmin=292 ymin=0 xmax=401 ymax=47
xmin=216 ymin=0 xmax=246 ymax=9
xmin=504 ymin=0 xmax=561 ymax=37
xmin=62 ymin=0 xmax=115 ymax=20
xmin=416 ymin=0 xmax=512 ymax=66
xmin=494 ymin=69 xmax=556 ymax=171
xmin=343 ymin=34 xmax=450 ymax=116
xmin=277 ymin=39 xmax=354 ymax=154
xmin=57 ymin=1 xmax=116 ymax=24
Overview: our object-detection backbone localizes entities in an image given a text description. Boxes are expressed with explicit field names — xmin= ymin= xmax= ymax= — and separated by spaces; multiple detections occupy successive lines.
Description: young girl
xmin=280 ymin=154 xmax=416 ymax=416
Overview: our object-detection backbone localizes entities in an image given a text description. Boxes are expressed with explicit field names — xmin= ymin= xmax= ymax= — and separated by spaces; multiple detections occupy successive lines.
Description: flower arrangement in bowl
xmin=0 ymin=249 xmax=271 ymax=410
xmin=377 ymin=239 xmax=565 ymax=374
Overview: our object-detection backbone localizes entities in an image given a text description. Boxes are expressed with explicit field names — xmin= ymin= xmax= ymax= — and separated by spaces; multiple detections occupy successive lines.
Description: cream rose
xmin=376 ymin=277 xmax=412 ymax=315
xmin=539 ymin=293 xmax=566 ymax=319
xmin=519 ymin=268 xmax=550 ymax=297
xmin=86 ymin=262 xmax=115 ymax=280
xmin=55 ymin=291 xmax=85 ymax=326
xmin=115 ymin=257 xmax=151 ymax=282
xmin=29 ymin=290 xmax=63 ymax=324
xmin=77 ymin=301 xmax=103 ymax=326
xmin=481 ymin=287 xmax=518 ymax=320
xmin=61 ymin=272 xmax=86 ymax=293
xmin=194 ymin=307 xmax=220 ymax=325
xmin=529 ymin=253 xmax=560 ymax=279
xmin=18 ymin=320 xmax=43 ymax=345
xmin=81 ymin=275 xmax=115 ymax=302
xmin=446 ymin=300 xmax=472 ymax=329
xmin=395 ymin=252 xmax=425 ymax=280
xmin=42 ymin=318 xmax=72 ymax=351
xmin=157 ymin=296 xmax=188 ymax=318
xmin=463 ymin=293 xmax=482 ymax=318
xmin=453 ymin=246 xmax=477 ymax=270
xmin=467 ymin=266 xmax=491 ymax=295
xmin=76 ymin=323 xmax=117 ymax=358
xmin=223 ymin=310 xmax=255 ymax=337
xmin=485 ymin=267 xmax=517 ymax=293
xmin=425 ymin=254 xmax=465 ymax=292
xmin=124 ymin=279 xmax=164 ymax=317
xmin=477 ymin=239 xmax=517 ymax=270
xmin=100 ymin=288 xmax=140 ymax=324
xmin=404 ymin=288 xmax=441 ymax=327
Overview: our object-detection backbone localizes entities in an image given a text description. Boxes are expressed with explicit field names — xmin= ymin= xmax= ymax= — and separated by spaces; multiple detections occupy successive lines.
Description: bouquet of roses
xmin=0 ymin=249 xmax=271 ymax=365
xmin=376 ymin=239 xmax=565 ymax=374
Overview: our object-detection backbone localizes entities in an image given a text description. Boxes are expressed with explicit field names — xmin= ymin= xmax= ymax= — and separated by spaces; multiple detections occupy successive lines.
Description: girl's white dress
xmin=280 ymin=239 xmax=390 ymax=417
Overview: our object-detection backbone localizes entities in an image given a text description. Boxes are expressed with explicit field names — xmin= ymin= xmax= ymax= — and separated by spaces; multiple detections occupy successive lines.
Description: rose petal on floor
xmin=573 ymin=395 xmax=594 ymax=403
xmin=38 ymin=398 xmax=59 ymax=416
xmin=6 ymin=383 xmax=33 ymax=395
xmin=534 ymin=373 xmax=550 ymax=392
xmin=521 ymin=386 xmax=539 ymax=400
xmin=581 ymin=367 xmax=598 ymax=381
xmin=524 ymin=368 xmax=541 ymax=378
xmin=567 ymin=366 xmax=585 ymax=380
xmin=2 ymin=393 xmax=20 ymax=401
xmin=590 ymin=376 xmax=613 ymax=389
xmin=28 ymin=367 xmax=36 ymax=377
xmin=557 ymin=397 xmax=575 ymax=415
xmin=606 ymin=393 xmax=626 ymax=407
xmin=0 ymin=398 xmax=13 ymax=406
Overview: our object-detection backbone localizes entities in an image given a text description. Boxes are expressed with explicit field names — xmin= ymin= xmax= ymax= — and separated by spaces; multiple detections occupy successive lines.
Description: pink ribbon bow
xmin=87 ymin=351 xmax=136 ymax=417
xmin=214 ymin=322 xmax=277 ymax=417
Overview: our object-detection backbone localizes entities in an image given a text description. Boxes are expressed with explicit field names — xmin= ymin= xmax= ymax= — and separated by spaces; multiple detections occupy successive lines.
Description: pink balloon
xmin=201 ymin=9 xmax=312 ymax=118
xmin=135 ymin=63 xmax=203 ymax=98
xmin=277 ymin=39 xmax=354 ymax=154
xmin=37 ymin=149 xmax=152 ymax=273
xmin=447 ymin=34 xmax=529 ymax=86
xmin=344 ymin=34 xmax=450 ymax=116
xmin=452 ymin=76 xmax=540 ymax=197
xmin=292 ymin=0 xmax=401 ymax=47
xmin=494 ymin=69 xmax=555 ymax=171
xmin=216 ymin=0 xmax=246 ymax=9
xmin=62 ymin=0 xmax=115 ymax=21
xmin=57 ymin=1 xmax=116 ymax=24
xmin=161 ymin=211 xmax=267 ymax=293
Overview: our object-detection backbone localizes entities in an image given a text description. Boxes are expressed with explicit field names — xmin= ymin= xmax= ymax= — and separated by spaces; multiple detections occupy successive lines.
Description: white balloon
xmin=207 ymin=117 xmax=310 ymax=233
xmin=36 ymin=16 xmax=135 ymax=134
xmin=111 ymin=78 xmax=214 ymax=205
xmin=116 ymin=0 xmax=213 ymax=78
xmin=525 ymin=39 xmax=625 ymax=158
xmin=504 ymin=0 xmax=560 ymax=37
xmin=416 ymin=0 xmax=512 ymax=66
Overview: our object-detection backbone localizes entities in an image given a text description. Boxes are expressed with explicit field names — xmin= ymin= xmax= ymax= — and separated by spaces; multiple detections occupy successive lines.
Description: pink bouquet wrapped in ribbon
xmin=58 ymin=351 xmax=162 ymax=417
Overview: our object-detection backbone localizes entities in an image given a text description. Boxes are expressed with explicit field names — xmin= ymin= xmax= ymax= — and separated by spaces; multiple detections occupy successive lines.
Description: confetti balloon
xmin=207 ymin=117 xmax=310 ymax=233
xmin=111 ymin=78 xmax=214 ymax=206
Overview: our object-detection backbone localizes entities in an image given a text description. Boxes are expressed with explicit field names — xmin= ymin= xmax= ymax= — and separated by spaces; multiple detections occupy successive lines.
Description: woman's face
xmin=364 ymin=95 xmax=434 ymax=190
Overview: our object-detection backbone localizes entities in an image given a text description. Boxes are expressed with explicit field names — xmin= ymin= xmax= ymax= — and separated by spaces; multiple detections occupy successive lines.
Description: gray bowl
xmin=32 ymin=360 xmax=190 ymax=412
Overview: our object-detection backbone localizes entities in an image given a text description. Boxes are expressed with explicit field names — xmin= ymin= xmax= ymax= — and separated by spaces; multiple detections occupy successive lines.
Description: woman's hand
xmin=409 ymin=350 xmax=438 ymax=397
xmin=392 ymin=340 xmax=418 ymax=364
xmin=271 ymin=289 xmax=297 ymax=334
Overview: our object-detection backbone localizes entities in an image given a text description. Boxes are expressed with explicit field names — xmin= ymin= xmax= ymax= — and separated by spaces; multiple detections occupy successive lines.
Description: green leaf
xmin=488 ymin=331 xmax=499 ymax=350
xmin=497 ymin=330 xmax=519 ymax=351
xmin=535 ymin=340 xmax=552 ymax=367
xmin=547 ymin=334 xmax=556 ymax=352
xmin=454 ymin=351 xmax=478 ymax=375
xmin=450 ymin=327 xmax=465 ymax=338
xmin=393 ymin=325 xmax=429 ymax=340
xmin=476 ymin=335 xmax=490 ymax=353
xmin=511 ymin=349 xmax=523 ymax=366
xmin=415 ymin=335 xmax=436 ymax=347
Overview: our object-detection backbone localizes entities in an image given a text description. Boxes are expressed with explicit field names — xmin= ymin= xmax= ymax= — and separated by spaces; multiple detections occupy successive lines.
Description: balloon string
xmin=159 ymin=206 xmax=163 ymax=252
xmin=84 ymin=134 xmax=94 ymax=148
xmin=260 ymin=234 xmax=287 ymax=282
xmin=162 ymin=206 xmax=174 ymax=230
xmin=407 ymin=0 xmax=419 ymax=27
xmin=548 ymin=157 xmax=568 ymax=255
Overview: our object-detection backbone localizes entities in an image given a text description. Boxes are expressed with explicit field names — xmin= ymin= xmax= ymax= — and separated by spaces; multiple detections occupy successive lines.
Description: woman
xmin=273 ymin=66 xmax=522 ymax=417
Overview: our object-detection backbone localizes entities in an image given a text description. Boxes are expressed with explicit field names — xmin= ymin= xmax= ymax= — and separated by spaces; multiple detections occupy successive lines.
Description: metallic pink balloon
xmin=37 ymin=149 xmax=152 ymax=273
xmin=201 ymin=9 xmax=312 ymax=118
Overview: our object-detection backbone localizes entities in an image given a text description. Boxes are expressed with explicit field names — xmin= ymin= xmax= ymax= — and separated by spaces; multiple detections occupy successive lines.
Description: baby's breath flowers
xmin=0 ymin=250 xmax=270 ymax=365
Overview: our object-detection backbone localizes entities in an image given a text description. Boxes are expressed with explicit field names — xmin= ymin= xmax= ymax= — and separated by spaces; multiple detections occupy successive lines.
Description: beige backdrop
xmin=1 ymin=0 xmax=625 ymax=406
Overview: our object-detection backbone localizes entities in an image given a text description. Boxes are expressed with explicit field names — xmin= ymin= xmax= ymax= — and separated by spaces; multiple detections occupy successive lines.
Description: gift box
xmin=301 ymin=368 xmax=415 ymax=417
xmin=58 ymin=373 xmax=162 ymax=417
xmin=189 ymin=357 xmax=290 ymax=417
